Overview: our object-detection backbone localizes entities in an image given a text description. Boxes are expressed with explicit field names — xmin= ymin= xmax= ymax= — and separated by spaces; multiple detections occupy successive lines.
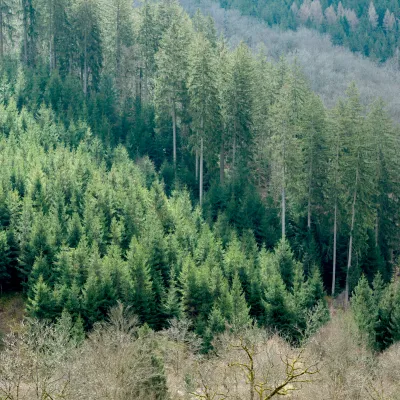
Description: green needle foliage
xmin=0 ymin=0 xmax=399 ymax=352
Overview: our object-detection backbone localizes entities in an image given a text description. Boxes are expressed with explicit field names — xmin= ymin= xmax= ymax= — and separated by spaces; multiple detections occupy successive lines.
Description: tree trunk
xmin=0 ymin=11 xmax=3 ymax=60
xmin=116 ymin=3 xmax=121 ymax=82
xmin=332 ymin=198 xmax=337 ymax=295
xmin=220 ymin=138 xmax=225 ymax=184
xmin=49 ymin=0 xmax=54 ymax=71
xmin=172 ymin=101 xmax=177 ymax=172
xmin=307 ymin=157 xmax=313 ymax=229
xmin=232 ymin=121 xmax=236 ymax=176
xmin=139 ymin=67 xmax=143 ymax=104
xmin=281 ymin=186 xmax=286 ymax=239
xmin=282 ymin=125 xmax=286 ymax=240
xmin=199 ymin=116 xmax=204 ymax=207
xmin=375 ymin=215 xmax=379 ymax=248
xmin=195 ymin=148 xmax=199 ymax=182
xmin=83 ymin=30 xmax=88 ymax=96
xmin=200 ymin=137 xmax=204 ymax=207
xmin=345 ymin=166 xmax=359 ymax=305
xmin=332 ymin=134 xmax=340 ymax=296
xmin=23 ymin=3 xmax=28 ymax=64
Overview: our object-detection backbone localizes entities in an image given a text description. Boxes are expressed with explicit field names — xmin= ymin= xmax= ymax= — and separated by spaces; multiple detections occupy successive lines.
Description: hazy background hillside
xmin=180 ymin=0 xmax=400 ymax=121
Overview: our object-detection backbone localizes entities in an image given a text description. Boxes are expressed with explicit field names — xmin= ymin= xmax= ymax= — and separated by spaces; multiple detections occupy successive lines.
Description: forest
xmin=219 ymin=0 xmax=400 ymax=62
xmin=1 ymin=0 xmax=400 ymax=398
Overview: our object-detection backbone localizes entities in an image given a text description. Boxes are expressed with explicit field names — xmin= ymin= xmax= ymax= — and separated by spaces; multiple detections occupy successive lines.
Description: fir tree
xmin=154 ymin=6 xmax=192 ymax=171
xmin=230 ymin=273 xmax=252 ymax=331
xmin=0 ymin=230 xmax=10 ymax=291
xmin=352 ymin=275 xmax=378 ymax=348
xmin=127 ymin=238 xmax=157 ymax=326
xmin=27 ymin=275 xmax=57 ymax=320
xmin=188 ymin=32 xmax=221 ymax=206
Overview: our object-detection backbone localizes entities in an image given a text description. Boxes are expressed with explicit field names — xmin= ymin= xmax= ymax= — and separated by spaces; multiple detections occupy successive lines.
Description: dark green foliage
xmin=262 ymin=273 xmax=294 ymax=337
xmin=0 ymin=230 xmax=11 ymax=290
xmin=352 ymin=274 xmax=400 ymax=351
xmin=27 ymin=275 xmax=57 ymax=320
xmin=351 ymin=275 xmax=377 ymax=347
xmin=274 ymin=239 xmax=296 ymax=290
xmin=1 ymin=0 xmax=400 ymax=354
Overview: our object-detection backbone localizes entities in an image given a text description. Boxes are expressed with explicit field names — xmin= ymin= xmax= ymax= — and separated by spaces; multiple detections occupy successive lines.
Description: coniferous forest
xmin=1 ymin=0 xmax=400 ymax=399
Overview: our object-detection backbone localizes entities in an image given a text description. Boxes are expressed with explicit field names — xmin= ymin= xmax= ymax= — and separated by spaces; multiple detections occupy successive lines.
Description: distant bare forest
xmin=180 ymin=0 xmax=400 ymax=121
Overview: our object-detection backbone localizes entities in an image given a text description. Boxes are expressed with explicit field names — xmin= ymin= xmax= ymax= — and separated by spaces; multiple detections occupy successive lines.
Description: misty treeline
xmin=1 ymin=0 xmax=400 ymax=351
xmin=1 ymin=303 xmax=400 ymax=399
xmin=219 ymin=0 xmax=400 ymax=62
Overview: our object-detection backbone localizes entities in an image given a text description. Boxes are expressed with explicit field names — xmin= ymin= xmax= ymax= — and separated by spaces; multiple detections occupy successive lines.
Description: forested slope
xmin=1 ymin=0 xmax=400 ymax=362
xmin=181 ymin=0 xmax=400 ymax=121
xmin=216 ymin=0 xmax=400 ymax=62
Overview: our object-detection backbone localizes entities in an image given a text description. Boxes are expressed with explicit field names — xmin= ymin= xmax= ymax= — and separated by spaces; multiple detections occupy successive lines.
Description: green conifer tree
xmin=154 ymin=6 xmax=192 ymax=171
xmin=230 ymin=273 xmax=252 ymax=331
xmin=351 ymin=275 xmax=378 ymax=348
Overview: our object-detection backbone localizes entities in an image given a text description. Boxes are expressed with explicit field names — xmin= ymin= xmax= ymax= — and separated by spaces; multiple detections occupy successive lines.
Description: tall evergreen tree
xmin=269 ymin=82 xmax=304 ymax=239
xmin=352 ymin=275 xmax=377 ymax=348
xmin=302 ymin=93 xmax=327 ymax=230
xmin=340 ymin=85 xmax=375 ymax=303
xmin=188 ymin=33 xmax=221 ymax=206
xmin=127 ymin=238 xmax=157 ymax=326
xmin=367 ymin=100 xmax=400 ymax=273
xmin=230 ymin=272 xmax=252 ymax=331
xmin=73 ymin=0 xmax=103 ymax=95
xmin=154 ymin=5 xmax=192 ymax=172
xmin=98 ymin=0 xmax=133 ymax=80
xmin=226 ymin=42 xmax=254 ymax=178
xmin=0 ymin=0 xmax=16 ymax=60
xmin=326 ymin=103 xmax=346 ymax=295
xmin=21 ymin=0 xmax=37 ymax=65
xmin=0 ymin=230 xmax=10 ymax=292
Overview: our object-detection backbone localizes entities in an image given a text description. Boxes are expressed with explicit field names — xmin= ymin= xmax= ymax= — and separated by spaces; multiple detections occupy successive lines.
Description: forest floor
xmin=0 ymin=293 xmax=25 ymax=345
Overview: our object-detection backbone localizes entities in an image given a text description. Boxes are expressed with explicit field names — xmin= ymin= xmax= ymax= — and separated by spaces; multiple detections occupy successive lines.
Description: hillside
xmin=215 ymin=0 xmax=400 ymax=62
xmin=1 ymin=0 xmax=400 ymax=398
xmin=181 ymin=0 xmax=400 ymax=121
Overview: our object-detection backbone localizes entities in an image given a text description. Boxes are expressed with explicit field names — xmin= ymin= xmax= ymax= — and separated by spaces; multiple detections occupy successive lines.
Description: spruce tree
xmin=154 ymin=7 xmax=192 ymax=172
xmin=0 ymin=0 xmax=16 ymax=60
xmin=21 ymin=0 xmax=37 ymax=66
xmin=137 ymin=1 xmax=160 ymax=100
xmin=351 ymin=275 xmax=377 ymax=348
xmin=215 ymin=39 xmax=231 ymax=184
xmin=341 ymin=85 xmax=375 ymax=303
xmin=230 ymin=273 xmax=252 ymax=331
xmin=262 ymin=272 xmax=294 ymax=338
xmin=162 ymin=274 xmax=183 ymax=321
xmin=269 ymin=81 xmax=304 ymax=239
xmin=73 ymin=0 xmax=103 ymax=95
xmin=98 ymin=0 xmax=133 ymax=80
xmin=302 ymin=93 xmax=327 ymax=230
xmin=127 ymin=238 xmax=157 ymax=326
xmin=226 ymin=42 xmax=254 ymax=178
xmin=389 ymin=287 xmax=400 ymax=343
xmin=367 ymin=100 xmax=400 ymax=274
xmin=0 ymin=230 xmax=10 ymax=292
xmin=27 ymin=275 xmax=57 ymax=320
xmin=274 ymin=239 xmax=296 ymax=290
xmin=326 ymin=103 xmax=346 ymax=295
xmin=188 ymin=32 xmax=221 ymax=206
